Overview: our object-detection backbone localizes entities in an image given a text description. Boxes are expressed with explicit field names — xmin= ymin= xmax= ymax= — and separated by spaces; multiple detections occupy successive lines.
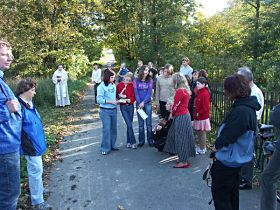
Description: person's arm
xmin=92 ymin=70 xmax=95 ymax=83
xmin=197 ymin=91 xmax=210 ymax=117
xmin=171 ymin=89 xmax=184 ymax=116
xmin=96 ymin=84 xmax=106 ymax=104
xmin=215 ymin=107 xmax=249 ymax=149
xmin=116 ymin=83 xmax=121 ymax=100
xmin=133 ymin=79 xmax=140 ymax=103
xmin=52 ymin=72 xmax=58 ymax=84
xmin=127 ymin=84 xmax=136 ymax=104
xmin=143 ymin=79 xmax=153 ymax=103
xmin=0 ymin=98 xmax=10 ymax=123
xmin=155 ymin=77 xmax=160 ymax=106
xmin=62 ymin=71 xmax=68 ymax=83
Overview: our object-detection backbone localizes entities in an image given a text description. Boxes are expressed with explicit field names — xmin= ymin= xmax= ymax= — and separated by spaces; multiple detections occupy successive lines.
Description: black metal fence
xmin=210 ymin=83 xmax=280 ymax=133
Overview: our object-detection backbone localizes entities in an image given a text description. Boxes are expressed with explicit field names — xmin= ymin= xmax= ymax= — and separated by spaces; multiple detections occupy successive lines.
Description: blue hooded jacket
xmin=0 ymin=73 xmax=22 ymax=154
xmin=18 ymin=97 xmax=46 ymax=156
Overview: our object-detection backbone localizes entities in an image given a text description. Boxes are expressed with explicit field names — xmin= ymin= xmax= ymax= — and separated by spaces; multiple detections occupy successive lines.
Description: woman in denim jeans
xmin=133 ymin=65 xmax=153 ymax=147
xmin=16 ymin=78 xmax=50 ymax=210
xmin=97 ymin=69 xmax=118 ymax=155
xmin=117 ymin=72 xmax=137 ymax=149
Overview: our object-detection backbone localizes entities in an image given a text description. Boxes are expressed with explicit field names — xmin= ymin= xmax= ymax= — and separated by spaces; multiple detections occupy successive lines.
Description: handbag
xmin=202 ymin=161 xmax=213 ymax=187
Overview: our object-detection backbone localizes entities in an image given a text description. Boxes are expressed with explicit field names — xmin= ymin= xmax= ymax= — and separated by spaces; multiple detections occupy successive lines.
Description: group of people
xmin=0 ymin=40 xmax=50 ymax=210
xmin=1 ymin=36 xmax=280 ymax=210
xmin=93 ymin=57 xmax=280 ymax=210
xmin=94 ymin=57 xmax=212 ymax=169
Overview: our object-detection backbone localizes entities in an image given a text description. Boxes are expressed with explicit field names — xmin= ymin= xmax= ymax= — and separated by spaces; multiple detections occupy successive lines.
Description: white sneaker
xmin=196 ymin=148 xmax=207 ymax=155
xmin=127 ymin=143 xmax=132 ymax=148
xmin=132 ymin=144 xmax=137 ymax=149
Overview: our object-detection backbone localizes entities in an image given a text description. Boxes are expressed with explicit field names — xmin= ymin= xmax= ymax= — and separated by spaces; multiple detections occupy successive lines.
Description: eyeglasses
xmin=0 ymin=53 xmax=14 ymax=60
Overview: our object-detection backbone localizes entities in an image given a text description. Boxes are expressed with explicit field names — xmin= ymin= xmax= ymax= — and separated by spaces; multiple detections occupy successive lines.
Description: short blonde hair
xmin=0 ymin=39 xmax=11 ymax=49
xmin=172 ymin=72 xmax=191 ymax=95
xmin=124 ymin=72 xmax=134 ymax=81
xmin=182 ymin=57 xmax=189 ymax=62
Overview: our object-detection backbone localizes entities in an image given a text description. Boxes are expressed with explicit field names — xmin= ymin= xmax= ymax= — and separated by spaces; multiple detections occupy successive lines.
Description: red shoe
xmin=173 ymin=163 xmax=190 ymax=168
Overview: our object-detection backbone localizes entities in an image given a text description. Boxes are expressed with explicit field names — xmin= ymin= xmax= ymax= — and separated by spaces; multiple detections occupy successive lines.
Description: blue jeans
xmin=120 ymin=105 xmax=136 ymax=144
xmin=0 ymin=151 xmax=20 ymax=210
xmin=136 ymin=101 xmax=153 ymax=145
xmin=100 ymin=108 xmax=117 ymax=153
xmin=25 ymin=156 xmax=44 ymax=205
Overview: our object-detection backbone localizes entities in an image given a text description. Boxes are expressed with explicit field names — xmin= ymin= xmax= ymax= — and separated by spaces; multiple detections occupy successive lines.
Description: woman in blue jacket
xmin=16 ymin=78 xmax=49 ymax=210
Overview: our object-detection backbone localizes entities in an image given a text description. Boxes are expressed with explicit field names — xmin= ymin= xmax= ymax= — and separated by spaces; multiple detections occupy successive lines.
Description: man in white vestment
xmin=52 ymin=64 xmax=70 ymax=107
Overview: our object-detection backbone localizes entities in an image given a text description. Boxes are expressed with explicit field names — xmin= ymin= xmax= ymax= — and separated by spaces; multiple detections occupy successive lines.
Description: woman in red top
xmin=164 ymin=73 xmax=196 ymax=168
xmin=193 ymin=77 xmax=211 ymax=154
xmin=116 ymin=72 xmax=137 ymax=149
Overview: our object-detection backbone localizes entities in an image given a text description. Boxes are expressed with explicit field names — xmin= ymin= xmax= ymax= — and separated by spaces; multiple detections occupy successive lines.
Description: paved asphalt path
xmin=46 ymin=85 xmax=266 ymax=210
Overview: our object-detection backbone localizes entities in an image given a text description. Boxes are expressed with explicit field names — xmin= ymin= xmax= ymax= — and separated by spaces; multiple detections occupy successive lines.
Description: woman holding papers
xmin=133 ymin=65 xmax=153 ymax=147
xmin=116 ymin=72 xmax=137 ymax=149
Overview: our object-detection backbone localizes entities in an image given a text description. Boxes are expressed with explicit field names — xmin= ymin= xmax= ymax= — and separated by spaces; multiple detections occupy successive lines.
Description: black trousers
xmin=211 ymin=160 xmax=241 ymax=210
xmin=159 ymin=100 xmax=170 ymax=119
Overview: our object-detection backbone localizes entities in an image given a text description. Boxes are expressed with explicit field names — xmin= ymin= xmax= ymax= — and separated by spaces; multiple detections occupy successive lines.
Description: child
xmin=193 ymin=77 xmax=211 ymax=154
xmin=116 ymin=72 xmax=137 ymax=149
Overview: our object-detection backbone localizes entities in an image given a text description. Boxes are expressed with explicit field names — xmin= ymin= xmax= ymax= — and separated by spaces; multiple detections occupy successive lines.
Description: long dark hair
xmin=137 ymin=65 xmax=151 ymax=82
xmin=103 ymin=68 xmax=115 ymax=86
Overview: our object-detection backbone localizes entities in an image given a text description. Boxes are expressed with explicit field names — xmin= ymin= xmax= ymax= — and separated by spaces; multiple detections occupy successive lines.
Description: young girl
xmin=165 ymin=72 xmax=196 ymax=168
xmin=97 ymin=69 xmax=118 ymax=155
xmin=116 ymin=72 xmax=137 ymax=149
xmin=134 ymin=65 xmax=153 ymax=147
xmin=193 ymin=77 xmax=211 ymax=154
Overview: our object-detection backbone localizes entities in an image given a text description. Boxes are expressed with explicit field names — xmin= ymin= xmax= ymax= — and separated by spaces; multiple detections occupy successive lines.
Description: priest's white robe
xmin=52 ymin=69 xmax=70 ymax=107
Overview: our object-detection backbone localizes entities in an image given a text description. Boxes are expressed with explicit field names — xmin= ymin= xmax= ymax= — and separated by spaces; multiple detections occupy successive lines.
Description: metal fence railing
xmin=210 ymin=83 xmax=280 ymax=133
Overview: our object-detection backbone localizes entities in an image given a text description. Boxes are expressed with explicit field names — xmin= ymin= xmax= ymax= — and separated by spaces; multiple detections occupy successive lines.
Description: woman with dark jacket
xmin=211 ymin=74 xmax=260 ymax=210
xmin=16 ymin=78 xmax=49 ymax=210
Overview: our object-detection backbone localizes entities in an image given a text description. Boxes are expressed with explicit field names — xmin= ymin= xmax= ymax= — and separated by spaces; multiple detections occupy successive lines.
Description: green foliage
xmin=1 ymin=0 xmax=280 ymax=89
xmin=0 ymin=0 xmax=102 ymax=78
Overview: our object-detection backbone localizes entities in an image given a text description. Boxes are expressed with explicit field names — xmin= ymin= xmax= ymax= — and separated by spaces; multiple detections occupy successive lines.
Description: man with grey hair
xmin=0 ymin=39 xmax=22 ymax=209
xmin=237 ymin=66 xmax=264 ymax=190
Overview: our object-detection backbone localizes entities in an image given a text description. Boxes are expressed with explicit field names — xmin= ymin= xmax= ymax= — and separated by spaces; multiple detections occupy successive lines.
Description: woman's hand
xmin=138 ymin=102 xmax=144 ymax=109
xmin=6 ymin=100 xmax=19 ymax=113
xmin=168 ymin=113 xmax=173 ymax=120
xmin=126 ymin=99 xmax=131 ymax=103
xmin=119 ymin=93 xmax=126 ymax=99
xmin=107 ymin=100 xmax=117 ymax=105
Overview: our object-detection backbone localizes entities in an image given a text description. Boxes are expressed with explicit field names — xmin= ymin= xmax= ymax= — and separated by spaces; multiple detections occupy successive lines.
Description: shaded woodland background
xmin=1 ymin=0 xmax=280 ymax=89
